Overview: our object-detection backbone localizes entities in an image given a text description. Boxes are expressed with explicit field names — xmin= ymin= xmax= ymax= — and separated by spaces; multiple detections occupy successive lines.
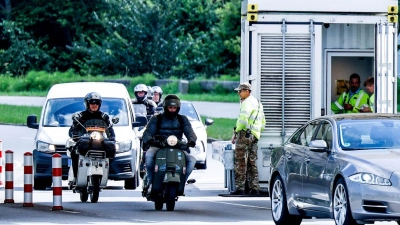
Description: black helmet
xmin=152 ymin=86 xmax=163 ymax=99
xmin=134 ymin=84 xmax=148 ymax=102
xmin=84 ymin=92 xmax=102 ymax=112
xmin=163 ymin=94 xmax=180 ymax=118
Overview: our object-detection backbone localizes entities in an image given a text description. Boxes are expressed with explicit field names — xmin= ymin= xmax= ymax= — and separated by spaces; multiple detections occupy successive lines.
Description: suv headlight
xmin=116 ymin=140 xmax=132 ymax=153
xmin=37 ymin=141 xmax=56 ymax=153
xmin=349 ymin=173 xmax=391 ymax=186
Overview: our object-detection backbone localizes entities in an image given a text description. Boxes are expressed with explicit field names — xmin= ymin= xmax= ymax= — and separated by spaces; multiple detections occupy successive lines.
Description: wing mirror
xmin=308 ymin=140 xmax=330 ymax=153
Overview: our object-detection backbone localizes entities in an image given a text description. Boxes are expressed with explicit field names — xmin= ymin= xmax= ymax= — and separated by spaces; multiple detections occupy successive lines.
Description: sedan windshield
xmin=180 ymin=102 xmax=200 ymax=121
xmin=43 ymin=98 xmax=129 ymax=127
xmin=339 ymin=119 xmax=400 ymax=150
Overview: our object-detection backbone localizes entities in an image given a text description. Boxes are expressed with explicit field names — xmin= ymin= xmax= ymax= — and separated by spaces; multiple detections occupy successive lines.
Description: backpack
xmin=156 ymin=114 xmax=184 ymax=132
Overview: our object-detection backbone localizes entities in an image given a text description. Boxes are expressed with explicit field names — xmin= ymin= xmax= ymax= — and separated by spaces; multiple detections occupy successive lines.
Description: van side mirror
xmin=27 ymin=115 xmax=39 ymax=129
xmin=112 ymin=116 xmax=120 ymax=124
xmin=133 ymin=116 xmax=147 ymax=128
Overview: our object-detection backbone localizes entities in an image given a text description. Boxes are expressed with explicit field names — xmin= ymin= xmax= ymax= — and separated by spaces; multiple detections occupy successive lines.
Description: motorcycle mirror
xmin=112 ymin=116 xmax=120 ymax=124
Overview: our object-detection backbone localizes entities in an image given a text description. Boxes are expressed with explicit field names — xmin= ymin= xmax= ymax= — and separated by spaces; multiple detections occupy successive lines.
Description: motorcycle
xmin=66 ymin=116 xmax=118 ymax=203
xmin=142 ymin=135 xmax=189 ymax=211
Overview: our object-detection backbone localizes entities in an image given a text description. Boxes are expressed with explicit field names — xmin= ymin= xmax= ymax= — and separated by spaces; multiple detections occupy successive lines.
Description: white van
xmin=27 ymin=82 xmax=147 ymax=190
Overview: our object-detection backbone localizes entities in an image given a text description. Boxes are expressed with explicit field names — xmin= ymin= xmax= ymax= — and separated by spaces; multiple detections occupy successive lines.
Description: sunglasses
xmin=88 ymin=100 xmax=100 ymax=105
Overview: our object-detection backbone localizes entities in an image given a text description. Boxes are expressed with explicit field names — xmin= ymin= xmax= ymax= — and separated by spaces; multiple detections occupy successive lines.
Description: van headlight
xmin=116 ymin=140 xmax=132 ymax=153
xmin=349 ymin=173 xmax=391 ymax=186
xmin=37 ymin=141 xmax=56 ymax=153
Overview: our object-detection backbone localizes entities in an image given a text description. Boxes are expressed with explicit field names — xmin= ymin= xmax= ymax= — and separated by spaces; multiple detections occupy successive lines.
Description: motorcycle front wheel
xmin=90 ymin=175 xmax=101 ymax=203
xmin=166 ymin=184 xmax=177 ymax=211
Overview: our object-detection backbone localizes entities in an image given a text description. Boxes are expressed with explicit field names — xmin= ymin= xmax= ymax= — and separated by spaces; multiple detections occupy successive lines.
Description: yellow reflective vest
xmin=331 ymin=89 xmax=369 ymax=114
xmin=235 ymin=95 xmax=266 ymax=140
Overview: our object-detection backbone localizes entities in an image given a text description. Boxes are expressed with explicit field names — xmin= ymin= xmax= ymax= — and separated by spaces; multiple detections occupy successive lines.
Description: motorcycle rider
xmin=132 ymin=84 xmax=157 ymax=120
xmin=142 ymin=94 xmax=197 ymax=192
xmin=68 ymin=92 xmax=116 ymax=182
xmin=152 ymin=86 xmax=164 ymax=107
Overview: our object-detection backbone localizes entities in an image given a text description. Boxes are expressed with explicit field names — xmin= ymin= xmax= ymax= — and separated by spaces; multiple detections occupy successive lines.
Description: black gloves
xmin=188 ymin=140 xmax=196 ymax=148
xmin=72 ymin=113 xmax=82 ymax=121
xmin=109 ymin=137 xmax=116 ymax=142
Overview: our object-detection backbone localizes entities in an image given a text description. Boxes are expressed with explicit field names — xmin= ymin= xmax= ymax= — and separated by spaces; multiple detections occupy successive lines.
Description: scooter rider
xmin=68 ymin=92 xmax=116 ymax=182
xmin=152 ymin=86 xmax=164 ymax=107
xmin=142 ymin=94 xmax=197 ymax=191
xmin=132 ymin=84 xmax=157 ymax=120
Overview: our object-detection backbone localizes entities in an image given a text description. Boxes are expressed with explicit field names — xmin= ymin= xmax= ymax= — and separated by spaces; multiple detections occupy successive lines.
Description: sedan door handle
xmin=285 ymin=151 xmax=292 ymax=159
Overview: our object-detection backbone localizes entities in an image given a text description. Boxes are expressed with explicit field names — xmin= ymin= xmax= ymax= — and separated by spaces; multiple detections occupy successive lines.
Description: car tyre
xmin=271 ymin=175 xmax=302 ymax=225
xmin=333 ymin=178 xmax=358 ymax=225
xmin=33 ymin=177 xmax=51 ymax=190
xmin=124 ymin=172 xmax=138 ymax=190
xmin=195 ymin=160 xmax=207 ymax=170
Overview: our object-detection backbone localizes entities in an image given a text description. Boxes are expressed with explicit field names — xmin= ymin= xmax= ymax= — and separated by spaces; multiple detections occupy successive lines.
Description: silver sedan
xmin=269 ymin=113 xmax=400 ymax=225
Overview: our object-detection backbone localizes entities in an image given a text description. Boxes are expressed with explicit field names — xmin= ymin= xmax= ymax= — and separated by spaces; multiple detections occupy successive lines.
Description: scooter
xmin=66 ymin=116 xmax=118 ymax=203
xmin=142 ymin=135 xmax=189 ymax=211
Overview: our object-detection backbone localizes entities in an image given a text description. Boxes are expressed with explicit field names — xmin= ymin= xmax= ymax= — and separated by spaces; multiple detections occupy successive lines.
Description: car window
xmin=288 ymin=121 xmax=319 ymax=146
xmin=314 ymin=121 xmax=333 ymax=149
xmin=339 ymin=119 xmax=400 ymax=150
xmin=43 ymin=98 xmax=129 ymax=127
xmin=180 ymin=102 xmax=200 ymax=121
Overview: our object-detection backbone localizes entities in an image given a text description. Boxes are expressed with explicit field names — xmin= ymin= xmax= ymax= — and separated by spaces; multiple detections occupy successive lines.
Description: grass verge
xmin=0 ymin=104 xmax=234 ymax=140
xmin=0 ymin=104 xmax=42 ymax=125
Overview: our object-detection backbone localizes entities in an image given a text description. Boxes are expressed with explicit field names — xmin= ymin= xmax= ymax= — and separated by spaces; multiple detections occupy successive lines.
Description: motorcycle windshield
xmin=133 ymin=104 xmax=147 ymax=118
xmin=83 ymin=119 xmax=108 ymax=129
xmin=42 ymin=97 xmax=129 ymax=127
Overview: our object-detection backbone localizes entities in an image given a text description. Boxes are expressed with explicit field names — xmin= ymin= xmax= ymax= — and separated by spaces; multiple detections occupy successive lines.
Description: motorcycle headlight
xmin=349 ymin=173 xmax=391 ymax=186
xmin=167 ymin=135 xmax=178 ymax=146
xmin=90 ymin=131 xmax=103 ymax=141
xmin=116 ymin=140 xmax=132 ymax=153
xmin=37 ymin=141 xmax=56 ymax=153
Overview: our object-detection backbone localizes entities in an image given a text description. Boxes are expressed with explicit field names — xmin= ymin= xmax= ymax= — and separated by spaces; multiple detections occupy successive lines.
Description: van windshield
xmin=43 ymin=98 xmax=129 ymax=127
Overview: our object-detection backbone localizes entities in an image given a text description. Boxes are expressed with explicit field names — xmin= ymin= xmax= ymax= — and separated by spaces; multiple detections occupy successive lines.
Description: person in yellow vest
xmin=230 ymin=82 xmax=266 ymax=195
xmin=331 ymin=73 xmax=369 ymax=114
xmin=360 ymin=76 xmax=375 ymax=113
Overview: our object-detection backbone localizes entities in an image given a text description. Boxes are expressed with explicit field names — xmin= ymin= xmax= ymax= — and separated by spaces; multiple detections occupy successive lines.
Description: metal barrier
xmin=23 ymin=152 xmax=33 ymax=207
xmin=4 ymin=150 xmax=14 ymax=203
xmin=52 ymin=153 xmax=63 ymax=210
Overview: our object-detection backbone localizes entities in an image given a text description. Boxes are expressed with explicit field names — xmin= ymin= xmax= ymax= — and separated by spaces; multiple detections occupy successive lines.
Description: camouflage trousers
xmin=234 ymin=130 xmax=260 ymax=191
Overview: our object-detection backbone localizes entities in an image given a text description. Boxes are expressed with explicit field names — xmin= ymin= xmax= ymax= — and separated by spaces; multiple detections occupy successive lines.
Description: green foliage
xmin=0 ymin=0 xmax=241 ymax=79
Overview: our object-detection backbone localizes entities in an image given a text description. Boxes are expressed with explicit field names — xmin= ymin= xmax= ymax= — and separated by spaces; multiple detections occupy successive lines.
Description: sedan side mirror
xmin=308 ymin=140 xmax=330 ymax=153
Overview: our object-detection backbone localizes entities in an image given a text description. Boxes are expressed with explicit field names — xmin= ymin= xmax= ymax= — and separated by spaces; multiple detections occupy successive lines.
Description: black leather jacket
xmin=142 ymin=113 xmax=197 ymax=145
xmin=68 ymin=110 xmax=115 ymax=139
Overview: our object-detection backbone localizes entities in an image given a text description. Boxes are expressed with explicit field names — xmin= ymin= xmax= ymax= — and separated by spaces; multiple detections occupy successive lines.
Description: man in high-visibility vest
xmin=231 ymin=82 xmax=265 ymax=195
xmin=331 ymin=73 xmax=369 ymax=114
xmin=361 ymin=76 xmax=375 ymax=113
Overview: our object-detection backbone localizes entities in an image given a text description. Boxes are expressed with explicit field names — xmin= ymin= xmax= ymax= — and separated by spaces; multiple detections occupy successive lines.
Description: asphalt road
xmin=0 ymin=96 xmax=239 ymax=119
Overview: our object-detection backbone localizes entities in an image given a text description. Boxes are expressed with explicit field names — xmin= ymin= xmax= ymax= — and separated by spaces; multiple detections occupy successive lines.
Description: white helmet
xmin=134 ymin=84 xmax=148 ymax=102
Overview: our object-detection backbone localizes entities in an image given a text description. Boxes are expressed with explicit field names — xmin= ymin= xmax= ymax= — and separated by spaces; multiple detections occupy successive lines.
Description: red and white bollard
xmin=52 ymin=153 xmax=63 ymax=210
xmin=23 ymin=152 xmax=33 ymax=207
xmin=4 ymin=150 xmax=14 ymax=203
xmin=0 ymin=140 xmax=3 ymax=188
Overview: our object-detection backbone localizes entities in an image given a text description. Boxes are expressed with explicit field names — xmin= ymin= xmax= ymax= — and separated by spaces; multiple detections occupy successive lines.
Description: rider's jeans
xmin=145 ymin=146 xmax=196 ymax=183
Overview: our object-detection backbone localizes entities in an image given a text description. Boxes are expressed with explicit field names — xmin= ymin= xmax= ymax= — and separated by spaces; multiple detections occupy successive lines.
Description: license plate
xmin=68 ymin=158 xmax=72 ymax=167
